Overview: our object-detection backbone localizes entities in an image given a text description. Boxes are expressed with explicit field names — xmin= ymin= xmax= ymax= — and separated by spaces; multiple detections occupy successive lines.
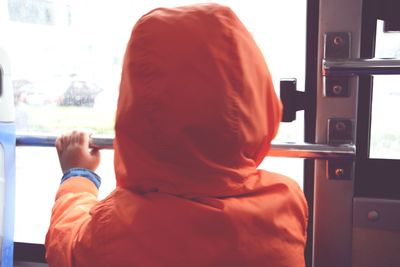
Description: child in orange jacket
xmin=46 ymin=3 xmax=308 ymax=267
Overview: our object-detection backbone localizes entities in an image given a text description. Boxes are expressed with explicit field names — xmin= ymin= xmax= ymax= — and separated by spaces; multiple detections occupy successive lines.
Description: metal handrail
xmin=323 ymin=58 xmax=400 ymax=76
xmin=16 ymin=134 xmax=114 ymax=150
xmin=16 ymin=134 xmax=356 ymax=159
xmin=269 ymin=142 xmax=355 ymax=159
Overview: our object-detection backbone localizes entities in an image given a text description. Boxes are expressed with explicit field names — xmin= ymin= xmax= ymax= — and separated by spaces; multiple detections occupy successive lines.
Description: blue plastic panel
xmin=0 ymin=122 xmax=15 ymax=267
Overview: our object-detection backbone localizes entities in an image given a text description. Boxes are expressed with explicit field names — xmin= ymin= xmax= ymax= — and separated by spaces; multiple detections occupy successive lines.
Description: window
xmin=369 ymin=20 xmax=400 ymax=159
xmin=8 ymin=0 xmax=57 ymax=25
xmin=6 ymin=0 xmax=307 ymax=243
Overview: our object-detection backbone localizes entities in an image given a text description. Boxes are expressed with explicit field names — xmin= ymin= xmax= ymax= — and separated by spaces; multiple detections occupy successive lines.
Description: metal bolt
xmin=333 ymin=36 xmax=344 ymax=46
xmin=335 ymin=168 xmax=345 ymax=178
xmin=367 ymin=210 xmax=380 ymax=222
xmin=335 ymin=121 xmax=346 ymax=132
xmin=332 ymin=84 xmax=343 ymax=95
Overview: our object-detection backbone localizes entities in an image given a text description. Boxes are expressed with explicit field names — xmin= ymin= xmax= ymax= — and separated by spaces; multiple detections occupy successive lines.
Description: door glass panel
xmin=0 ymin=146 xmax=4 ymax=252
xmin=370 ymin=20 xmax=400 ymax=159
xmin=14 ymin=147 xmax=116 ymax=244
xmin=4 ymin=0 xmax=307 ymax=243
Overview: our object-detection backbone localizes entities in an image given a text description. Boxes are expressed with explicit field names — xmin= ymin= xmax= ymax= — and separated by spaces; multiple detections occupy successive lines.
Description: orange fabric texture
xmin=46 ymin=4 xmax=308 ymax=267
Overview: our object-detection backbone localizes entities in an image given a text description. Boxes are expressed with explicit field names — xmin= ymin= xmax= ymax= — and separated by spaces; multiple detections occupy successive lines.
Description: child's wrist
xmin=61 ymin=168 xmax=102 ymax=189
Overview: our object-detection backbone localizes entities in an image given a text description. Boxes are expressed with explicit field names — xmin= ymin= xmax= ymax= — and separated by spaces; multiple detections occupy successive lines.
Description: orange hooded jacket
xmin=46 ymin=4 xmax=308 ymax=267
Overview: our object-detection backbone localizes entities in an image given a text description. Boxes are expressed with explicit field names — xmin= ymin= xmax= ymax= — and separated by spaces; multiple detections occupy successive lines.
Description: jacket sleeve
xmin=45 ymin=169 xmax=101 ymax=267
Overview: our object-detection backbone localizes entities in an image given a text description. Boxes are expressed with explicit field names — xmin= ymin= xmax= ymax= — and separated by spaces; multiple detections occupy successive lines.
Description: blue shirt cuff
xmin=61 ymin=168 xmax=101 ymax=189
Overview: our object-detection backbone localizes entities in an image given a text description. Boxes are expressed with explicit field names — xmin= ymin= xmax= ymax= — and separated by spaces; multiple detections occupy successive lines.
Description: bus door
xmin=314 ymin=0 xmax=400 ymax=266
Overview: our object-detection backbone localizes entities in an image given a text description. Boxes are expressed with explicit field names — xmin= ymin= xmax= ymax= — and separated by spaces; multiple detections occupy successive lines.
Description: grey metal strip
xmin=15 ymin=134 xmax=356 ymax=159
xmin=353 ymin=197 xmax=400 ymax=231
xmin=323 ymin=58 xmax=400 ymax=76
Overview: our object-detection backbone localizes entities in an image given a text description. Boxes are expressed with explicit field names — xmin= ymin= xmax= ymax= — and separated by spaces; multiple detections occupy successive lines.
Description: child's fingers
xmin=88 ymin=133 xmax=94 ymax=148
xmin=71 ymin=130 xmax=79 ymax=145
xmin=90 ymin=148 xmax=100 ymax=158
xmin=55 ymin=136 xmax=63 ymax=154
xmin=61 ymin=134 xmax=70 ymax=150
xmin=80 ymin=132 xmax=90 ymax=147
xmin=69 ymin=131 xmax=90 ymax=147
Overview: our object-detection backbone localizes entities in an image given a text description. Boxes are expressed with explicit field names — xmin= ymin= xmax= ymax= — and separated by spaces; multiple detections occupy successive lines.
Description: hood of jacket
xmin=114 ymin=3 xmax=282 ymax=197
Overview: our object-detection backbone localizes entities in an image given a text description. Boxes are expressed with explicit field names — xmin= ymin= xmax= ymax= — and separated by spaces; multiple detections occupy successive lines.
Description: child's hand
xmin=55 ymin=131 xmax=101 ymax=173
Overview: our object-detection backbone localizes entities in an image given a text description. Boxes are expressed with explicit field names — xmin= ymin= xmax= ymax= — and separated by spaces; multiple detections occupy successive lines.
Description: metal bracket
xmin=324 ymin=76 xmax=350 ymax=97
xmin=324 ymin=32 xmax=350 ymax=59
xmin=324 ymin=32 xmax=351 ymax=98
xmin=326 ymin=159 xmax=354 ymax=180
xmin=280 ymin=78 xmax=307 ymax=122
xmin=328 ymin=118 xmax=354 ymax=145
xmin=327 ymin=118 xmax=355 ymax=180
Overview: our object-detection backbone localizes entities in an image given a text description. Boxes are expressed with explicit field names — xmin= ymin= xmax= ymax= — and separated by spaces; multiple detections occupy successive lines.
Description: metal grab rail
xmin=16 ymin=134 xmax=356 ymax=159
xmin=269 ymin=142 xmax=355 ymax=159
xmin=16 ymin=134 xmax=114 ymax=150
xmin=323 ymin=58 xmax=400 ymax=76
